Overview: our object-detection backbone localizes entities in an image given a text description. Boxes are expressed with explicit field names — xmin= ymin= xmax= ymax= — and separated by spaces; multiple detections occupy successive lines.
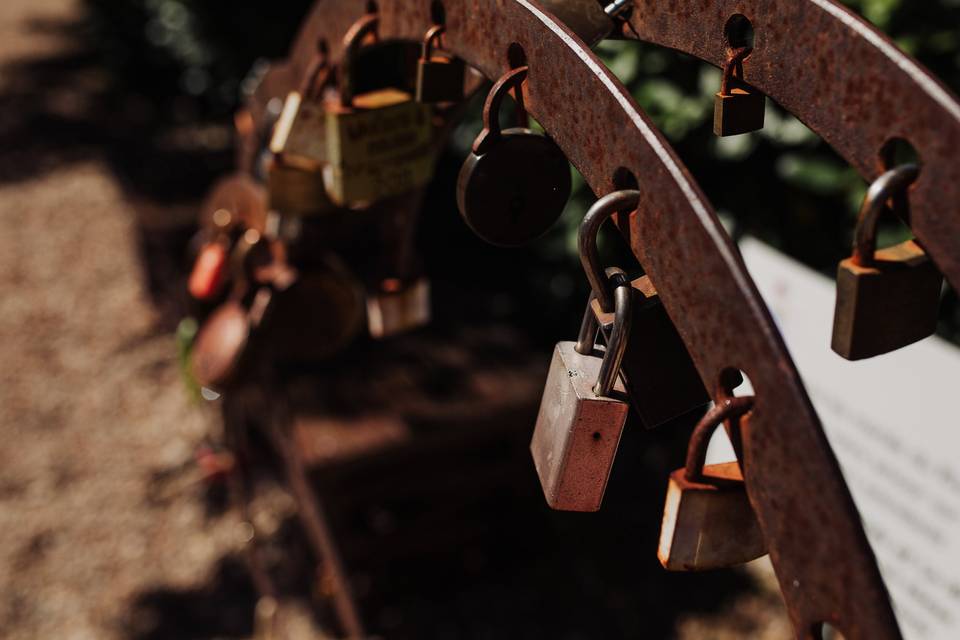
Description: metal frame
xmin=226 ymin=0 xmax=960 ymax=637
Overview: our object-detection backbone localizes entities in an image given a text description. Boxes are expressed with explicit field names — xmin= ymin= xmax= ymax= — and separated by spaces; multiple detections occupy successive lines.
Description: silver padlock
xmin=530 ymin=268 xmax=633 ymax=512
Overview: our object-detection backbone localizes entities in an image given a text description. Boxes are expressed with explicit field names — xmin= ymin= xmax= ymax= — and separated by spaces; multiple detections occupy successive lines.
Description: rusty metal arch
xmin=235 ymin=0 xmax=917 ymax=637
xmin=622 ymin=0 xmax=960 ymax=293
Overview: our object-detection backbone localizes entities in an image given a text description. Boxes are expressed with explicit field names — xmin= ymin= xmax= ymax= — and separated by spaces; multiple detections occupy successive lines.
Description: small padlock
xmin=324 ymin=14 xmax=434 ymax=206
xmin=201 ymin=173 xmax=268 ymax=234
xmin=832 ymin=164 xmax=942 ymax=360
xmin=457 ymin=66 xmax=571 ymax=247
xmin=578 ymin=190 xmax=712 ymax=428
xmin=415 ymin=25 xmax=465 ymax=104
xmin=530 ymin=269 xmax=633 ymax=513
xmin=366 ymin=276 xmax=431 ymax=338
xmin=713 ymin=46 xmax=765 ymax=137
xmin=191 ymin=231 xmax=294 ymax=390
xmin=658 ymin=396 xmax=767 ymax=571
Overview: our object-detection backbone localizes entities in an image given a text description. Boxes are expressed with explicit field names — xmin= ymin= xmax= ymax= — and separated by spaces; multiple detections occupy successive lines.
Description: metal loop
xmin=422 ymin=24 xmax=445 ymax=60
xmin=338 ymin=13 xmax=379 ymax=108
xmin=851 ymin=164 xmax=920 ymax=267
xmin=683 ymin=395 xmax=755 ymax=483
xmin=579 ymin=190 xmax=640 ymax=312
xmin=472 ymin=65 xmax=528 ymax=155
xmin=720 ymin=46 xmax=752 ymax=96
xmin=574 ymin=267 xmax=628 ymax=356
xmin=594 ymin=269 xmax=633 ymax=397
xmin=299 ymin=40 xmax=331 ymax=100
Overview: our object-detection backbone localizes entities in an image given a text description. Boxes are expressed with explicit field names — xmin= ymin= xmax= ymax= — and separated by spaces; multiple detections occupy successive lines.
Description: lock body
xmin=592 ymin=276 xmax=709 ymax=428
xmin=416 ymin=56 xmax=465 ymax=103
xmin=832 ymin=239 xmax=942 ymax=360
xmin=366 ymin=277 xmax=431 ymax=338
xmin=657 ymin=461 xmax=766 ymax=571
xmin=530 ymin=341 xmax=629 ymax=512
xmin=713 ymin=86 xmax=765 ymax=137
xmin=457 ymin=128 xmax=571 ymax=247
xmin=267 ymin=156 xmax=337 ymax=216
xmin=189 ymin=241 xmax=229 ymax=301
xmin=270 ymin=91 xmax=328 ymax=165
xmin=325 ymin=88 xmax=434 ymax=205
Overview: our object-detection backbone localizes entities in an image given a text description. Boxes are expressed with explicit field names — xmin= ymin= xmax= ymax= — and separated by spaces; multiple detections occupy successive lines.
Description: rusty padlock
xmin=579 ymin=190 xmax=711 ymax=428
xmin=415 ymin=25 xmax=465 ymax=104
xmin=324 ymin=14 xmax=434 ymax=206
xmin=530 ymin=269 xmax=633 ymax=513
xmin=457 ymin=66 xmax=571 ymax=247
xmin=832 ymin=164 xmax=942 ymax=360
xmin=713 ymin=46 xmax=765 ymax=137
xmin=366 ymin=276 xmax=431 ymax=338
xmin=191 ymin=230 xmax=295 ymax=390
xmin=658 ymin=395 xmax=766 ymax=571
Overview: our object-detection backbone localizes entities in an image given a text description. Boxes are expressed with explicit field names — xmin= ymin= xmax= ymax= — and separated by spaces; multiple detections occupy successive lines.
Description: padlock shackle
xmin=579 ymin=190 xmax=641 ymax=313
xmin=472 ymin=66 xmax=529 ymax=155
xmin=852 ymin=164 xmax=920 ymax=267
xmin=299 ymin=40 xmax=331 ymax=101
xmin=421 ymin=24 xmax=445 ymax=60
xmin=338 ymin=13 xmax=380 ymax=108
xmin=720 ymin=46 xmax=752 ymax=96
xmin=684 ymin=395 xmax=754 ymax=483
xmin=594 ymin=270 xmax=633 ymax=398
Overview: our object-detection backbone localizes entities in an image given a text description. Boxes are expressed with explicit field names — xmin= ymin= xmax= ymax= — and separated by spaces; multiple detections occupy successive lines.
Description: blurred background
xmin=1 ymin=0 xmax=958 ymax=638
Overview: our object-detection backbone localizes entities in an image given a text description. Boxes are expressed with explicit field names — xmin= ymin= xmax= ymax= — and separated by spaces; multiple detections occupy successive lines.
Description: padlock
xmin=415 ymin=25 xmax=465 ymax=104
xmin=201 ymin=173 xmax=268 ymax=234
xmin=457 ymin=66 xmax=571 ymax=247
xmin=366 ymin=276 xmax=431 ymax=338
xmin=269 ymin=43 xmax=334 ymax=167
xmin=266 ymin=154 xmax=338 ymax=216
xmin=578 ymin=190 xmax=712 ymax=428
xmin=530 ymin=269 xmax=633 ymax=512
xmin=324 ymin=14 xmax=434 ymax=206
xmin=264 ymin=254 xmax=366 ymax=362
xmin=832 ymin=164 xmax=942 ymax=360
xmin=191 ymin=230 xmax=294 ymax=390
xmin=713 ymin=47 xmax=765 ymax=137
xmin=658 ymin=396 xmax=767 ymax=571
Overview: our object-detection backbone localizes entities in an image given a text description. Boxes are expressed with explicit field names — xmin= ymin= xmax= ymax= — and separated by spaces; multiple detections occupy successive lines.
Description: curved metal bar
xmin=260 ymin=1 xmax=904 ymax=637
xmin=622 ymin=0 xmax=960 ymax=294
xmin=579 ymin=189 xmax=641 ymax=312
xmin=853 ymin=164 xmax=919 ymax=266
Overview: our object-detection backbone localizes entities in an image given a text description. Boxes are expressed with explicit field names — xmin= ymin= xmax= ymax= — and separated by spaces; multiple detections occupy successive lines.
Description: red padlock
xmin=188 ymin=241 xmax=229 ymax=301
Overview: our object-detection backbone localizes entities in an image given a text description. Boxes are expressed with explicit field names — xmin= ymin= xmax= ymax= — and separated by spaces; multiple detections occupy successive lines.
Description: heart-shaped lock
xmin=456 ymin=66 xmax=571 ymax=247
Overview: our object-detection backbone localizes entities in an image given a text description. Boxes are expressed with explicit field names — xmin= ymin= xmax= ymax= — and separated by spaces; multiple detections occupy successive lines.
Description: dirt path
xmin=0 ymin=2 xmax=247 ymax=638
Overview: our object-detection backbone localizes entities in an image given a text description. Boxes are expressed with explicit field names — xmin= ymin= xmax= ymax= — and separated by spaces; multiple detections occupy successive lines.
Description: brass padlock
xmin=366 ymin=276 xmax=431 ymax=338
xmin=832 ymin=164 xmax=942 ymax=360
xmin=269 ymin=43 xmax=333 ymax=167
xmin=324 ymin=14 xmax=434 ymax=206
xmin=713 ymin=46 xmax=765 ymax=137
xmin=415 ymin=25 xmax=465 ymax=104
xmin=530 ymin=269 xmax=633 ymax=513
xmin=578 ymin=190 xmax=711 ymax=428
xmin=457 ymin=66 xmax=571 ymax=247
xmin=658 ymin=396 xmax=766 ymax=571
xmin=266 ymin=154 xmax=337 ymax=216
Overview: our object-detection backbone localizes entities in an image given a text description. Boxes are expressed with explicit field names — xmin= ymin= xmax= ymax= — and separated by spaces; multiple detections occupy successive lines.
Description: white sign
xmin=738 ymin=239 xmax=960 ymax=639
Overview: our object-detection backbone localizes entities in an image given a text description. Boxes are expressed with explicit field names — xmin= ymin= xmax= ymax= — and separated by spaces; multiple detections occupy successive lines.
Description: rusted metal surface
xmin=622 ymin=0 xmax=960 ymax=296
xmin=222 ymin=0 xmax=954 ymax=637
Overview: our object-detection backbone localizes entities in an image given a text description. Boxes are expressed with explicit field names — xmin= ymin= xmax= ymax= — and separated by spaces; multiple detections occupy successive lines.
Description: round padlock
xmin=456 ymin=66 xmax=571 ymax=247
